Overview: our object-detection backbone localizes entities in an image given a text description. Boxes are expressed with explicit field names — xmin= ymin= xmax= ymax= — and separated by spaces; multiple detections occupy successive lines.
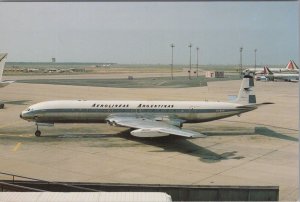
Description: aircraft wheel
xmin=35 ymin=130 xmax=41 ymax=137
xmin=0 ymin=103 xmax=4 ymax=109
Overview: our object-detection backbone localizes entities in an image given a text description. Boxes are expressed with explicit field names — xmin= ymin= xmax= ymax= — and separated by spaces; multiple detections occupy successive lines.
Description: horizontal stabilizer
xmin=255 ymin=102 xmax=274 ymax=107
xmin=236 ymin=102 xmax=274 ymax=109
xmin=236 ymin=105 xmax=256 ymax=109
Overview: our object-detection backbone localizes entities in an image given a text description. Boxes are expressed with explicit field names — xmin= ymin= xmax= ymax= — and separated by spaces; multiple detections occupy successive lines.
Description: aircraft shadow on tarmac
xmin=21 ymin=129 xmax=244 ymax=163
xmin=219 ymin=120 xmax=298 ymax=142
xmin=254 ymin=127 xmax=298 ymax=142
xmin=117 ymin=130 xmax=244 ymax=163
xmin=13 ymin=126 xmax=296 ymax=162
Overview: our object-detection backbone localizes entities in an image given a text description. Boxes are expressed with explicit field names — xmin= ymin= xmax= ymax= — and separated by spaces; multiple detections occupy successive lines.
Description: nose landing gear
xmin=35 ymin=130 xmax=41 ymax=137
xmin=35 ymin=124 xmax=41 ymax=137
xmin=33 ymin=122 xmax=53 ymax=137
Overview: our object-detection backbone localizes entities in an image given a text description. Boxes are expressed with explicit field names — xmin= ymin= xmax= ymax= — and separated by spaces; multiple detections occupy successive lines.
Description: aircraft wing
xmin=106 ymin=116 xmax=206 ymax=138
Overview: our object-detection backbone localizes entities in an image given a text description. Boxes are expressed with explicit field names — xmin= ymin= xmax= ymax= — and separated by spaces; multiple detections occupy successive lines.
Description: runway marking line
xmin=19 ymin=134 xmax=33 ymax=138
xmin=12 ymin=142 xmax=22 ymax=152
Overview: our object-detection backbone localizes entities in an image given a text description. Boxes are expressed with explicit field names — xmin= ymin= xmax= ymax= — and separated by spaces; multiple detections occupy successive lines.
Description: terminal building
xmin=205 ymin=71 xmax=224 ymax=78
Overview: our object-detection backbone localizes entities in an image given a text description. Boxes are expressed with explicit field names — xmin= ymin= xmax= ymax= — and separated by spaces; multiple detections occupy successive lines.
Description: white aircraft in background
xmin=261 ymin=66 xmax=299 ymax=82
xmin=0 ymin=53 xmax=14 ymax=88
xmin=244 ymin=60 xmax=299 ymax=75
xmin=20 ymin=75 xmax=272 ymax=137
xmin=0 ymin=53 xmax=14 ymax=109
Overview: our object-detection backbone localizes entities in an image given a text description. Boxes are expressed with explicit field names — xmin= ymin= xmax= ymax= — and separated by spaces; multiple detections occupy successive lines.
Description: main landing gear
xmin=35 ymin=124 xmax=41 ymax=137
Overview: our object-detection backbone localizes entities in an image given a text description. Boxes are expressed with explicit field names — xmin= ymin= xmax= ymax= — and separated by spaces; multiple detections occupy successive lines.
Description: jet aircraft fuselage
xmin=21 ymin=100 xmax=255 ymax=124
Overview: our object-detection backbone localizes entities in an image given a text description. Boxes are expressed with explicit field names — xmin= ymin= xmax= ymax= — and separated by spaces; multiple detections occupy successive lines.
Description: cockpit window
xmin=27 ymin=108 xmax=31 ymax=111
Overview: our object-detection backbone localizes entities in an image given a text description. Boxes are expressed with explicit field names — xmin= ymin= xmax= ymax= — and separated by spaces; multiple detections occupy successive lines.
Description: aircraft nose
xmin=20 ymin=111 xmax=29 ymax=120
xmin=20 ymin=110 xmax=36 ymax=121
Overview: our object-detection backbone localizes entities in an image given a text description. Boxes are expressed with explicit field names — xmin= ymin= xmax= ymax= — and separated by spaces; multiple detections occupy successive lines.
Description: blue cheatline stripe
xmin=33 ymin=108 xmax=247 ymax=114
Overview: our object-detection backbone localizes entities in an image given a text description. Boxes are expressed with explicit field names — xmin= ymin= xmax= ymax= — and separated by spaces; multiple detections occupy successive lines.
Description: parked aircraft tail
xmin=0 ymin=53 xmax=8 ymax=81
xmin=234 ymin=75 xmax=256 ymax=105
xmin=285 ymin=60 xmax=299 ymax=71
xmin=263 ymin=66 xmax=273 ymax=75
xmin=0 ymin=53 xmax=14 ymax=88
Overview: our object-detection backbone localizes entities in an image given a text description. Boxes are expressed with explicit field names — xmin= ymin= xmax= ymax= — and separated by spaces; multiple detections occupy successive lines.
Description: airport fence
xmin=0 ymin=172 xmax=279 ymax=201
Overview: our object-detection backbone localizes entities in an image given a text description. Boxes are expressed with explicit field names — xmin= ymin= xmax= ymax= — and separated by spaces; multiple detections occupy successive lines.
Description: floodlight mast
xmin=170 ymin=43 xmax=175 ymax=80
xmin=188 ymin=43 xmax=192 ymax=80
xmin=240 ymin=47 xmax=243 ymax=78
xmin=196 ymin=47 xmax=199 ymax=77
xmin=254 ymin=49 xmax=257 ymax=72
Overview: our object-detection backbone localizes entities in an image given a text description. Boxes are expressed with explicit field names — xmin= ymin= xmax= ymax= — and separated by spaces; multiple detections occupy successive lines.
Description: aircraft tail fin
xmin=233 ymin=75 xmax=256 ymax=105
xmin=0 ymin=53 xmax=8 ymax=81
xmin=263 ymin=66 xmax=273 ymax=75
xmin=292 ymin=60 xmax=299 ymax=69
xmin=285 ymin=60 xmax=299 ymax=70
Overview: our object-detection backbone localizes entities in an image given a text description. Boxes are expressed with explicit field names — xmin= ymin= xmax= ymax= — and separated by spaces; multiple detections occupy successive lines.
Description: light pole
xmin=254 ymin=49 xmax=257 ymax=72
xmin=240 ymin=47 xmax=243 ymax=78
xmin=188 ymin=43 xmax=192 ymax=80
xmin=170 ymin=43 xmax=175 ymax=80
xmin=196 ymin=47 xmax=199 ymax=78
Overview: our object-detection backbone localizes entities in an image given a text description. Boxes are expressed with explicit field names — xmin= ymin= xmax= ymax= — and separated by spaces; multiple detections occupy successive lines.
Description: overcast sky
xmin=0 ymin=2 xmax=298 ymax=65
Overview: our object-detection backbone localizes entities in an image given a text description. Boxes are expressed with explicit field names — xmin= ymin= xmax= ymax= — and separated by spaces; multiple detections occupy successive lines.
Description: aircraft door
xmin=190 ymin=106 xmax=196 ymax=113
xmin=136 ymin=107 xmax=142 ymax=117
xmin=108 ymin=106 xmax=113 ymax=114
xmin=189 ymin=106 xmax=203 ymax=120
xmin=189 ymin=106 xmax=196 ymax=119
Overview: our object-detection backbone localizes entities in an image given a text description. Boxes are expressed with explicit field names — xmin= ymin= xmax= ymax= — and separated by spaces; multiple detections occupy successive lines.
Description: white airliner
xmin=262 ymin=66 xmax=299 ymax=82
xmin=244 ymin=60 xmax=299 ymax=75
xmin=0 ymin=53 xmax=14 ymax=88
xmin=20 ymin=75 xmax=272 ymax=137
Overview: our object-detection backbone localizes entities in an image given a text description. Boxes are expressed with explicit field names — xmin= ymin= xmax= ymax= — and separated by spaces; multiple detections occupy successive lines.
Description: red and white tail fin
xmin=263 ymin=66 xmax=273 ymax=75
xmin=285 ymin=60 xmax=299 ymax=70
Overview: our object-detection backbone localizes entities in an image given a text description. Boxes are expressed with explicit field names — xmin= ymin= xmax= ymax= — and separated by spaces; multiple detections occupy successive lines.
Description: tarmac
xmin=0 ymin=75 xmax=298 ymax=201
